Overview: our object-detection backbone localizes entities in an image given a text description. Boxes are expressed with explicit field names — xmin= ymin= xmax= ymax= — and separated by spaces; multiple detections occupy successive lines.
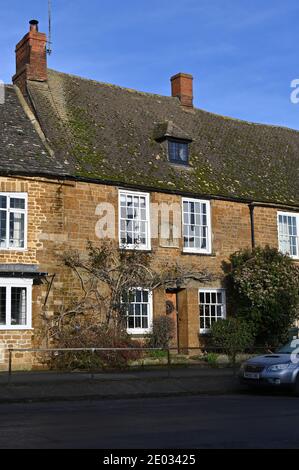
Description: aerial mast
xmin=47 ymin=0 xmax=52 ymax=55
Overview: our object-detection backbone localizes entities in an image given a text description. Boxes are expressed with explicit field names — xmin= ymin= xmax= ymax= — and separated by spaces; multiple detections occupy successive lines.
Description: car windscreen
xmin=277 ymin=341 xmax=299 ymax=354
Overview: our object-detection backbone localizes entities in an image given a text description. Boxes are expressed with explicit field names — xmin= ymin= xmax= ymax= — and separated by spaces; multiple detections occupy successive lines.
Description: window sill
xmin=120 ymin=246 xmax=152 ymax=253
xmin=0 ymin=248 xmax=27 ymax=253
xmin=182 ymin=250 xmax=215 ymax=257
xmin=0 ymin=327 xmax=33 ymax=331
xmin=279 ymin=254 xmax=299 ymax=262
xmin=127 ymin=329 xmax=152 ymax=336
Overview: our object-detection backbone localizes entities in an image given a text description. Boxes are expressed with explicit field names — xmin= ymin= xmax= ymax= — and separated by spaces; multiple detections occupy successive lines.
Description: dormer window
xmin=154 ymin=121 xmax=192 ymax=165
xmin=168 ymin=139 xmax=189 ymax=165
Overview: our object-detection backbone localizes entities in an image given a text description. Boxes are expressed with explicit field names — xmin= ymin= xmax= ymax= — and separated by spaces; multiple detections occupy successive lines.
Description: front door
xmin=165 ymin=290 xmax=178 ymax=348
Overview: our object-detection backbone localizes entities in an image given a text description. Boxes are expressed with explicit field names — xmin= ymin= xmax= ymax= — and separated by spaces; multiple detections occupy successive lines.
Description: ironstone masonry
xmin=0 ymin=20 xmax=298 ymax=370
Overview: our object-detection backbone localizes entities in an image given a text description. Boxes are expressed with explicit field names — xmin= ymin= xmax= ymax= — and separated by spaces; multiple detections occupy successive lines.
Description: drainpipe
xmin=249 ymin=203 xmax=255 ymax=249
xmin=175 ymin=292 xmax=180 ymax=354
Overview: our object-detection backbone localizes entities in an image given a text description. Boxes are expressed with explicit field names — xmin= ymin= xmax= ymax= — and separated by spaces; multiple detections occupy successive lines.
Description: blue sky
xmin=1 ymin=0 xmax=298 ymax=129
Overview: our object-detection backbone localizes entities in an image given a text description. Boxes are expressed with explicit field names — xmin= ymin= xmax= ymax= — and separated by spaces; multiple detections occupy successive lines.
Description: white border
xmin=182 ymin=198 xmax=212 ymax=254
xmin=0 ymin=277 xmax=33 ymax=330
xmin=0 ymin=193 xmax=28 ymax=252
xmin=118 ymin=189 xmax=151 ymax=251
xmin=198 ymin=288 xmax=226 ymax=334
xmin=277 ymin=211 xmax=299 ymax=260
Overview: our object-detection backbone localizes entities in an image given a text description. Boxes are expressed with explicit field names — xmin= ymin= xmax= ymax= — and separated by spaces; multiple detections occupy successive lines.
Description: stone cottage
xmin=0 ymin=20 xmax=298 ymax=369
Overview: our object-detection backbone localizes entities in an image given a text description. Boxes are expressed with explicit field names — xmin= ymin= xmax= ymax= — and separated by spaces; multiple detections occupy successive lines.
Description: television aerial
xmin=47 ymin=0 xmax=52 ymax=55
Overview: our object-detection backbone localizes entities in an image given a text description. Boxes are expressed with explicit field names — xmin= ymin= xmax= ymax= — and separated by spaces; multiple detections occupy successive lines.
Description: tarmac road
xmin=0 ymin=394 xmax=299 ymax=449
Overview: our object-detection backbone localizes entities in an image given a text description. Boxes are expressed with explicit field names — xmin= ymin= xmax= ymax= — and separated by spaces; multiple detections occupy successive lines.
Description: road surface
xmin=0 ymin=394 xmax=299 ymax=449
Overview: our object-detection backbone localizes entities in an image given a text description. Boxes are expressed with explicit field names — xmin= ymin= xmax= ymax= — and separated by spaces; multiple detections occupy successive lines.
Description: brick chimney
xmin=171 ymin=73 xmax=193 ymax=108
xmin=12 ymin=20 xmax=47 ymax=96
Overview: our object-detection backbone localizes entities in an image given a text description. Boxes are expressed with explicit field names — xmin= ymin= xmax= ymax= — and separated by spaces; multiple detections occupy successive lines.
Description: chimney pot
xmin=29 ymin=19 xmax=39 ymax=32
xmin=171 ymin=73 xmax=194 ymax=108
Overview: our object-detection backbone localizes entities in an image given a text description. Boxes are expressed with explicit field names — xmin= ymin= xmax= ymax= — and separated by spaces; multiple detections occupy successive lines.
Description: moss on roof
xmin=27 ymin=69 xmax=299 ymax=205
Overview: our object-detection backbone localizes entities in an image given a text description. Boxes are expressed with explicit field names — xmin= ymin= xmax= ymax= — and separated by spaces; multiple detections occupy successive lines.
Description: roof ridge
xmin=47 ymin=68 xmax=175 ymax=101
xmin=47 ymin=68 xmax=299 ymax=134
xmin=195 ymin=107 xmax=299 ymax=134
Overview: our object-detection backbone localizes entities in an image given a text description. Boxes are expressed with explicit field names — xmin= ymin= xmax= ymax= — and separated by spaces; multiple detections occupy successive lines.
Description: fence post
xmin=8 ymin=349 xmax=12 ymax=382
xmin=167 ymin=348 xmax=171 ymax=377
xmin=90 ymin=348 xmax=95 ymax=380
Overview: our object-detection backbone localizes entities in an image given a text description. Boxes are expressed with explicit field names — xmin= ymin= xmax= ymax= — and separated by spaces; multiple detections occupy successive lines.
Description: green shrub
xmin=211 ymin=318 xmax=254 ymax=367
xmin=147 ymin=316 xmax=175 ymax=349
xmin=204 ymin=352 xmax=219 ymax=367
xmin=149 ymin=350 xmax=168 ymax=359
xmin=226 ymin=246 xmax=299 ymax=347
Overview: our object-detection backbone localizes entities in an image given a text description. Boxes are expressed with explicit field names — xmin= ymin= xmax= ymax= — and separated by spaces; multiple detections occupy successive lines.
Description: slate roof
xmin=3 ymin=71 xmax=299 ymax=206
xmin=0 ymin=85 xmax=67 ymax=175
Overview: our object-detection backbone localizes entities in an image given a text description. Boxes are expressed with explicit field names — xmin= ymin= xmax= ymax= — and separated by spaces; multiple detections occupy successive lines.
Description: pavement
xmin=0 ymin=366 xmax=239 ymax=403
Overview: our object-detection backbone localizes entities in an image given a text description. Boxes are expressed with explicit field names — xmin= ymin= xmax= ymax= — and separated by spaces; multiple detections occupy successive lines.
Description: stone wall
xmin=0 ymin=175 xmax=294 ymax=367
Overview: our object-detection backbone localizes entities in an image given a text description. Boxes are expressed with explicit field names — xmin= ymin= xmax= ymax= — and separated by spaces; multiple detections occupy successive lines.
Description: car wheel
xmin=293 ymin=375 xmax=299 ymax=397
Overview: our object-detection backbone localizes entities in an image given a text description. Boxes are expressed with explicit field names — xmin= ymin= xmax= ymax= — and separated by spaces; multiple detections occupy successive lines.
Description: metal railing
xmin=7 ymin=347 xmax=173 ymax=378
xmin=6 ymin=346 xmax=273 ymax=378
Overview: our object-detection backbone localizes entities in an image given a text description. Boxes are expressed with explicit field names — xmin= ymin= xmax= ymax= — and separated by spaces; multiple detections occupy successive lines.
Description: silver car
xmin=240 ymin=339 xmax=299 ymax=395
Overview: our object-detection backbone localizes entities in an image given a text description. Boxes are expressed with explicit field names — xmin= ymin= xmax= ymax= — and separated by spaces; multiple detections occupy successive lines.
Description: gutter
xmin=1 ymin=168 xmax=299 ymax=212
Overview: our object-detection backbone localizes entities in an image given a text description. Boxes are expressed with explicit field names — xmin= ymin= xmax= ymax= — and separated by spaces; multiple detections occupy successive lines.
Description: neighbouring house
xmin=0 ymin=20 xmax=298 ymax=370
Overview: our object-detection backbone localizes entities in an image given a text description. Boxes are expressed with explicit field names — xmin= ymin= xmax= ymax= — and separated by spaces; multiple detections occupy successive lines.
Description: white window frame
xmin=199 ymin=288 xmax=226 ymax=334
xmin=182 ymin=198 xmax=212 ymax=254
xmin=0 ymin=278 xmax=33 ymax=330
xmin=125 ymin=288 xmax=153 ymax=335
xmin=119 ymin=190 xmax=151 ymax=251
xmin=0 ymin=193 xmax=28 ymax=251
xmin=277 ymin=211 xmax=299 ymax=260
